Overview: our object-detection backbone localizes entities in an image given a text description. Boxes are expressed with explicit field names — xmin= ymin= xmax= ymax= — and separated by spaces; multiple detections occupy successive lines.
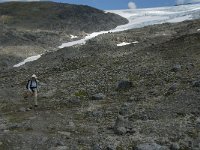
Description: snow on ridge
xmin=117 ymin=42 xmax=131 ymax=46
xmin=117 ymin=41 xmax=139 ymax=46
xmin=13 ymin=54 xmax=41 ymax=67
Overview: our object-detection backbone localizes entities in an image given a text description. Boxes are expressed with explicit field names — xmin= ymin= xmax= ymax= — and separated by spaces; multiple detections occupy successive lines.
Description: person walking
xmin=26 ymin=74 xmax=39 ymax=110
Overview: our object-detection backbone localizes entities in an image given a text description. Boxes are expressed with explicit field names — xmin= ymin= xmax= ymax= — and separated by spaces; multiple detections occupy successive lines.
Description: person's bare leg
xmin=34 ymin=89 xmax=38 ymax=107
xmin=27 ymin=91 xmax=33 ymax=110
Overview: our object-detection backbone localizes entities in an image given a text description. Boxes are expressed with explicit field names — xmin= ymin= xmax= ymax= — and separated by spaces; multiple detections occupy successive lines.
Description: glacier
xmin=14 ymin=3 xmax=200 ymax=67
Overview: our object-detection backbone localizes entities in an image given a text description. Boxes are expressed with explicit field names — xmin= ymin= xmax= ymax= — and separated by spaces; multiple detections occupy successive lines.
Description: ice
xmin=167 ymin=15 xmax=192 ymax=23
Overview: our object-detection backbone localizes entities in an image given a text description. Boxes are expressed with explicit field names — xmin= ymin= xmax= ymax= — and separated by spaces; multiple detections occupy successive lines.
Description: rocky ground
xmin=0 ymin=19 xmax=200 ymax=150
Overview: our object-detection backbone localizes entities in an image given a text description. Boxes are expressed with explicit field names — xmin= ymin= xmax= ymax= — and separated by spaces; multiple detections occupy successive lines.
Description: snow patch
xmin=197 ymin=29 xmax=200 ymax=31
xmin=117 ymin=41 xmax=139 ymax=46
xmin=132 ymin=41 xmax=139 ymax=44
xmin=117 ymin=42 xmax=131 ymax=46
xmin=59 ymin=31 xmax=109 ymax=48
xmin=13 ymin=54 xmax=41 ymax=67
xmin=70 ymin=35 xmax=78 ymax=39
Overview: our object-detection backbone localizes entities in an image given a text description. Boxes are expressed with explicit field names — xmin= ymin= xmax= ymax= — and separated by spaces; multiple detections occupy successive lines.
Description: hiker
xmin=26 ymin=74 xmax=39 ymax=109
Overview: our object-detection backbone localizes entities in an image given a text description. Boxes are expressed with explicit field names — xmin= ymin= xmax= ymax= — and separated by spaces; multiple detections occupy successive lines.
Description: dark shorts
xmin=30 ymin=88 xmax=37 ymax=92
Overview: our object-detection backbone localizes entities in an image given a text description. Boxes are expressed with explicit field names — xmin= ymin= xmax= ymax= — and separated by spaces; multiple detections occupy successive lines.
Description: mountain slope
xmin=0 ymin=1 xmax=128 ymax=33
xmin=0 ymin=19 xmax=200 ymax=149
xmin=0 ymin=1 xmax=128 ymax=69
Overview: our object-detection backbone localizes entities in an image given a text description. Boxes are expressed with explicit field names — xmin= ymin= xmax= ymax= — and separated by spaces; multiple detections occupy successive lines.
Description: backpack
xmin=26 ymin=80 xmax=38 ymax=89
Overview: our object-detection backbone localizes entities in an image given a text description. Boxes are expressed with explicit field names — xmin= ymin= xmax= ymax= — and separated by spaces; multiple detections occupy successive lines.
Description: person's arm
xmin=28 ymin=80 xmax=32 ymax=92
xmin=36 ymin=80 xmax=39 ymax=92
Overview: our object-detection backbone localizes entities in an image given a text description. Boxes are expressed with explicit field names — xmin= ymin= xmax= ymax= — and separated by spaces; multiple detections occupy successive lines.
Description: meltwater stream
xmin=13 ymin=3 xmax=200 ymax=67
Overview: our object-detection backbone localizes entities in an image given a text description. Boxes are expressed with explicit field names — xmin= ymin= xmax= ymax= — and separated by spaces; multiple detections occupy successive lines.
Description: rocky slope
xmin=0 ymin=19 xmax=200 ymax=149
xmin=0 ymin=2 xmax=128 ymax=70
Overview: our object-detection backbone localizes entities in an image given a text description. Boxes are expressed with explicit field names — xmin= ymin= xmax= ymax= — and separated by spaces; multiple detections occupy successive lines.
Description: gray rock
xmin=119 ymin=103 xmax=131 ymax=116
xmin=8 ymin=124 xmax=20 ymax=130
xmin=135 ymin=143 xmax=165 ymax=150
xmin=106 ymin=144 xmax=117 ymax=150
xmin=192 ymin=80 xmax=200 ymax=87
xmin=196 ymin=117 xmax=200 ymax=129
xmin=19 ymin=107 xmax=26 ymax=112
xmin=69 ymin=97 xmax=81 ymax=105
xmin=114 ymin=115 xmax=132 ymax=135
xmin=116 ymin=80 xmax=133 ymax=90
xmin=58 ymin=131 xmax=71 ymax=139
xmin=49 ymin=146 xmax=68 ymax=150
xmin=92 ymin=144 xmax=102 ymax=150
xmin=114 ymin=115 xmax=129 ymax=128
xmin=171 ymin=65 xmax=182 ymax=72
xmin=128 ymin=96 xmax=135 ymax=102
xmin=170 ymin=143 xmax=180 ymax=150
xmin=165 ymin=83 xmax=178 ymax=96
xmin=115 ymin=127 xmax=127 ymax=135
xmin=91 ymin=93 xmax=106 ymax=100
xmin=0 ymin=124 xmax=7 ymax=130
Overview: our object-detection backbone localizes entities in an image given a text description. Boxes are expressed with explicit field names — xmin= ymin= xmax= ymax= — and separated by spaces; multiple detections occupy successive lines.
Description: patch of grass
xmin=8 ymin=113 xmax=29 ymax=123
xmin=74 ymin=90 xmax=88 ymax=98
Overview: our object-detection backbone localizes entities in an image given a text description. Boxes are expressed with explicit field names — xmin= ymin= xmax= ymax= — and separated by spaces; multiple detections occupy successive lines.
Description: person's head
xmin=31 ymin=74 xmax=37 ymax=80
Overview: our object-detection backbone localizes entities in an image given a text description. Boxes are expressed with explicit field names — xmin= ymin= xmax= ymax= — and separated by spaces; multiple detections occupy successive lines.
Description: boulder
xmin=192 ymin=80 xmax=200 ymax=87
xmin=170 ymin=143 xmax=180 ymax=150
xmin=116 ymin=80 xmax=133 ymax=90
xmin=49 ymin=146 xmax=68 ymax=150
xmin=165 ymin=83 xmax=178 ymax=96
xmin=171 ymin=65 xmax=181 ymax=72
xmin=69 ymin=97 xmax=81 ymax=105
xmin=115 ymin=126 xmax=127 ymax=135
xmin=114 ymin=115 xmax=132 ymax=135
xmin=135 ymin=143 xmax=168 ymax=150
xmin=58 ymin=131 xmax=71 ymax=139
xmin=119 ymin=103 xmax=131 ymax=116
xmin=92 ymin=144 xmax=102 ymax=150
xmin=91 ymin=93 xmax=106 ymax=100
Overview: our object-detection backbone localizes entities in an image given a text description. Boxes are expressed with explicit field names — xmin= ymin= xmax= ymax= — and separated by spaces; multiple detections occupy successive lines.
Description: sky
xmin=0 ymin=0 xmax=200 ymax=9
xmin=53 ymin=0 xmax=175 ymax=9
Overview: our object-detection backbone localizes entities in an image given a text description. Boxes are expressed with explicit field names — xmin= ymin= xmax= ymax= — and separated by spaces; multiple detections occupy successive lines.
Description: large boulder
xmin=170 ymin=142 xmax=180 ymax=150
xmin=135 ymin=143 xmax=169 ymax=150
xmin=171 ymin=64 xmax=182 ymax=72
xmin=116 ymin=80 xmax=133 ymax=90
xmin=91 ymin=93 xmax=106 ymax=100
xmin=192 ymin=80 xmax=200 ymax=87
xmin=114 ymin=115 xmax=134 ymax=135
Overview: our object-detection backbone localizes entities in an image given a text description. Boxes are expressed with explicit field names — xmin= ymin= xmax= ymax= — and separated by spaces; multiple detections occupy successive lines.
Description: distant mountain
xmin=0 ymin=1 xmax=128 ymax=33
